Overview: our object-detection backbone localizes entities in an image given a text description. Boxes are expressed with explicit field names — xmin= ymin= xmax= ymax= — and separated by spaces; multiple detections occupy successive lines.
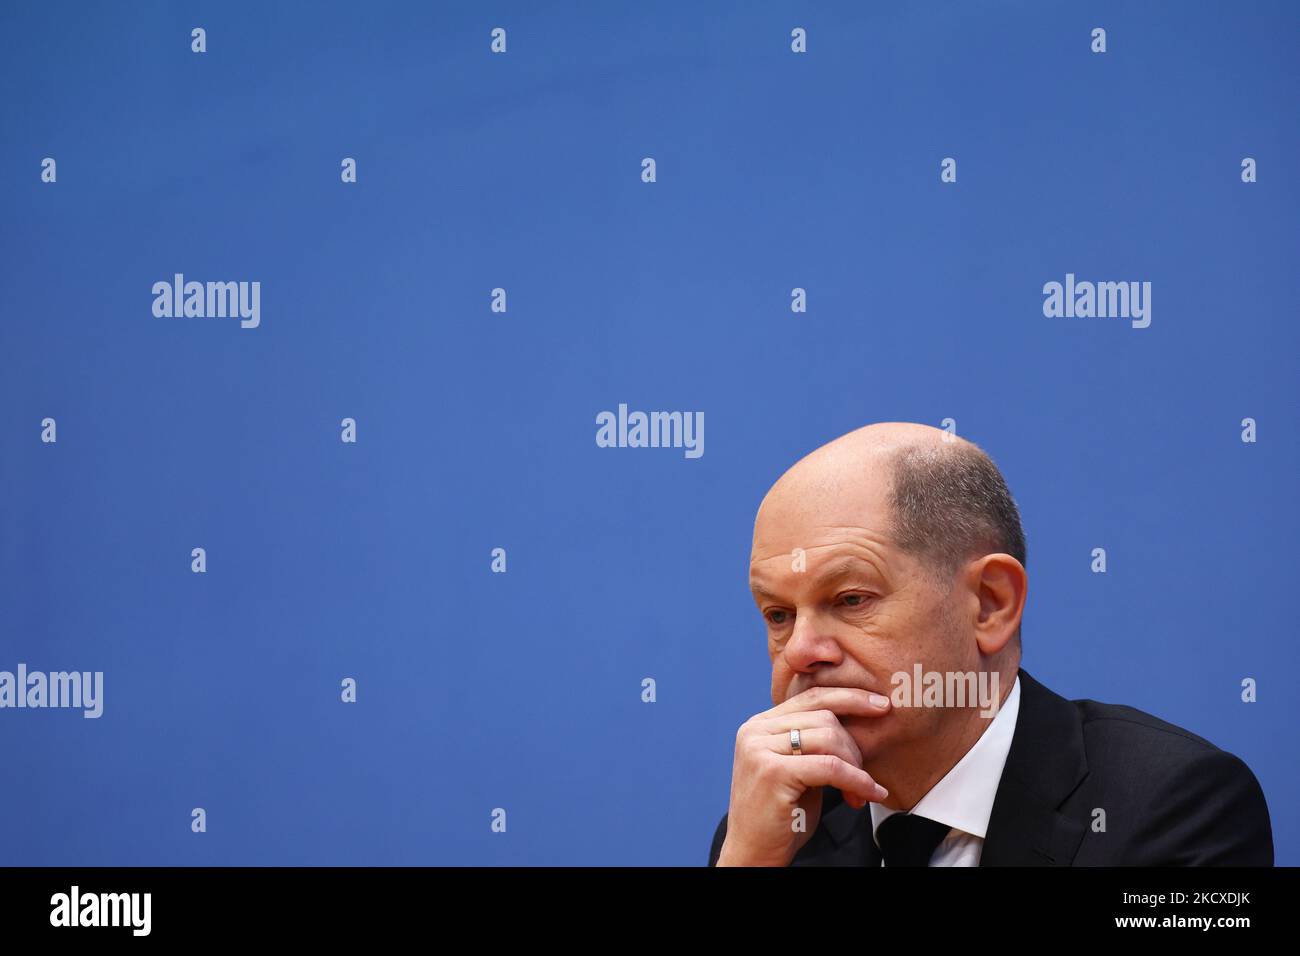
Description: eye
xmin=838 ymin=592 xmax=872 ymax=608
xmin=765 ymin=609 xmax=791 ymax=625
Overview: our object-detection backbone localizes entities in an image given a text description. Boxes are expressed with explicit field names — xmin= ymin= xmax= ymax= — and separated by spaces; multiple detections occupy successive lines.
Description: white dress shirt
xmin=868 ymin=674 xmax=1021 ymax=866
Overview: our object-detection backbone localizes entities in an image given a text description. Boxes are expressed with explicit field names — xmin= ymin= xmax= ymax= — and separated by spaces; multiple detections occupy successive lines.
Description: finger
xmin=756 ymin=707 xmax=873 ymax=737
xmin=756 ymin=726 xmax=863 ymax=768
xmin=784 ymin=752 xmax=889 ymax=803
xmin=753 ymin=715 xmax=866 ymax=769
xmin=762 ymin=686 xmax=892 ymax=721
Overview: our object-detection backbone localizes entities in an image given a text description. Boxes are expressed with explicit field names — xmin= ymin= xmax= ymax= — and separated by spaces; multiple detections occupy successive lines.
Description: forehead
xmin=749 ymin=465 xmax=902 ymax=586
xmin=749 ymin=527 xmax=897 ymax=592
xmin=751 ymin=463 xmax=892 ymax=555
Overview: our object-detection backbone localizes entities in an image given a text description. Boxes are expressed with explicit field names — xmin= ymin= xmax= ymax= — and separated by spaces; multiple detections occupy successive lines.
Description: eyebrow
xmin=750 ymin=558 xmax=879 ymax=600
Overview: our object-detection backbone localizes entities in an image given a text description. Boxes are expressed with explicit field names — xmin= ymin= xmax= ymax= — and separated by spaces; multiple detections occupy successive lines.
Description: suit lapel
xmin=979 ymin=668 xmax=1090 ymax=866
xmin=793 ymin=667 xmax=1090 ymax=867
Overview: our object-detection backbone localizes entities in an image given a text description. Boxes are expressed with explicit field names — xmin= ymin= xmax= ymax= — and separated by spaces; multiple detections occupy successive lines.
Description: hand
xmin=716 ymin=686 xmax=892 ymax=866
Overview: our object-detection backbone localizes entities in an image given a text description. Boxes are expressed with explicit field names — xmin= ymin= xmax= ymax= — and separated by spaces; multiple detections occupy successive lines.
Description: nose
xmin=782 ymin=608 xmax=843 ymax=673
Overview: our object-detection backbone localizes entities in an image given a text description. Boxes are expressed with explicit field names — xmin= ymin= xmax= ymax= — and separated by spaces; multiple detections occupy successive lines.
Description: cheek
xmin=840 ymin=637 xmax=905 ymax=690
xmin=860 ymin=607 xmax=947 ymax=671
xmin=846 ymin=611 xmax=906 ymax=652
xmin=769 ymin=664 xmax=791 ymax=705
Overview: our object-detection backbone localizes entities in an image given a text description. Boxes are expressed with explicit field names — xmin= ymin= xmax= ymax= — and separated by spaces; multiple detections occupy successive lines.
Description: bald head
xmin=756 ymin=422 xmax=1026 ymax=591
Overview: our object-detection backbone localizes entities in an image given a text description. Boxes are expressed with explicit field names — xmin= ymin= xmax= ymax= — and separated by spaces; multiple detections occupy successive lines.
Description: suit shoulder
xmin=1071 ymin=694 xmax=1223 ymax=756
xmin=1067 ymin=693 xmax=1266 ymax=802
xmin=1047 ymin=686 xmax=1272 ymax=863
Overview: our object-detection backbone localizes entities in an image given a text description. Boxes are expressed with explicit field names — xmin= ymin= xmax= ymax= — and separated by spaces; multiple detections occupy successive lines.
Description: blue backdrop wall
xmin=2 ymin=0 xmax=1296 ymax=865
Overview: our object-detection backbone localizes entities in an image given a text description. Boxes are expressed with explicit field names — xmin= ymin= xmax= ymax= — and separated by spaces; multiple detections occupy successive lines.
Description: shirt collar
xmin=869 ymin=673 xmax=1021 ymax=844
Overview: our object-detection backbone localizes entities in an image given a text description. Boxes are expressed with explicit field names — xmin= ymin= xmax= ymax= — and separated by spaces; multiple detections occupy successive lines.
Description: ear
xmin=965 ymin=554 xmax=1027 ymax=655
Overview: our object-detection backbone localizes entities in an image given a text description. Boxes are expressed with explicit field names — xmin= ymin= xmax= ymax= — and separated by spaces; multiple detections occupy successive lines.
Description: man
xmin=708 ymin=422 xmax=1272 ymax=867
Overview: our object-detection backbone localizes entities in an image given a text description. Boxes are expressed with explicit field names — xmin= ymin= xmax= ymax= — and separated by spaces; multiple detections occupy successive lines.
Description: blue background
xmin=1 ymin=0 xmax=1296 ymax=865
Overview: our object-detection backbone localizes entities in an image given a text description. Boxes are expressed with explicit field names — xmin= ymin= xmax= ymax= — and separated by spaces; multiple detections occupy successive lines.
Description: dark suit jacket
xmin=707 ymin=667 xmax=1273 ymax=866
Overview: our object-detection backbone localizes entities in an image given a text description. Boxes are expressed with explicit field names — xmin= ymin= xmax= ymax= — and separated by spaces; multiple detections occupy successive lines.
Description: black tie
xmin=876 ymin=812 xmax=953 ymax=867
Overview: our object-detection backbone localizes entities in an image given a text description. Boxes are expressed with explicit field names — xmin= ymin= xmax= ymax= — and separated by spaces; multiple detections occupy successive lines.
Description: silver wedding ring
xmin=790 ymin=728 xmax=803 ymax=755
